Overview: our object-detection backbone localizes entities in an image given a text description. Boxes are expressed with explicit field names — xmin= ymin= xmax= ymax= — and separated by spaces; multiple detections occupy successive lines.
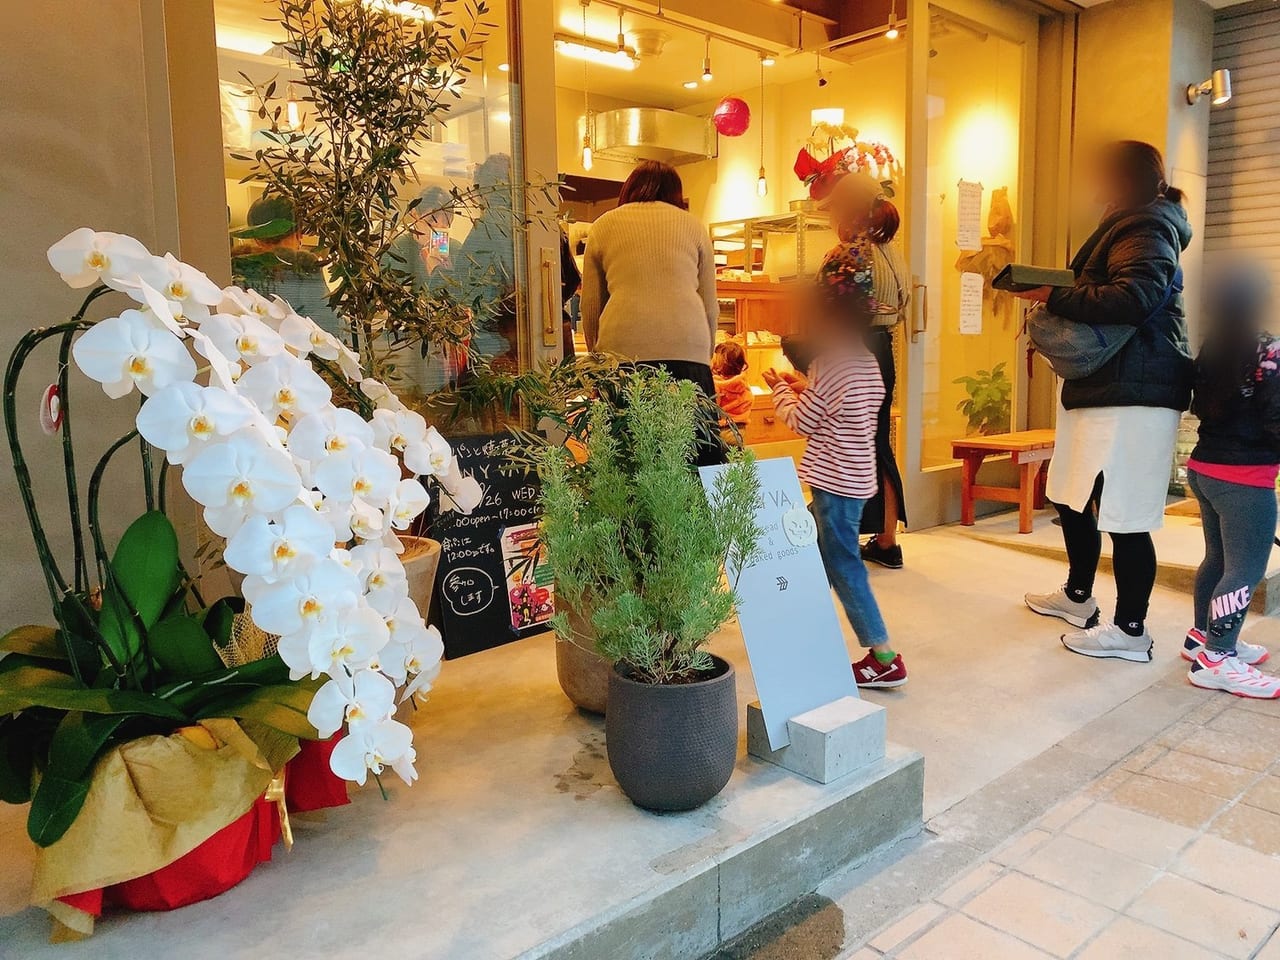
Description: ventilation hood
xmin=579 ymin=107 xmax=717 ymax=166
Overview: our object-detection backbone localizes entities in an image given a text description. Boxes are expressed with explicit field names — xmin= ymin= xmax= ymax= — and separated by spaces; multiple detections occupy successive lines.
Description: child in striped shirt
xmin=763 ymin=241 xmax=907 ymax=688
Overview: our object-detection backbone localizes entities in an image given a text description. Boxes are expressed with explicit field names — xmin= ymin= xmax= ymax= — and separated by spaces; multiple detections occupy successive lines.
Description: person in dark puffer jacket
xmin=1182 ymin=264 xmax=1280 ymax=699
xmin=1021 ymin=141 xmax=1194 ymax=664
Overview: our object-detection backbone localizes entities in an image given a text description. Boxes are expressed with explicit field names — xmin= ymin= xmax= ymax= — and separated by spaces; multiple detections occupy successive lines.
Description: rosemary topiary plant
xmin=537 ymin=371 xmax=761 ymax=685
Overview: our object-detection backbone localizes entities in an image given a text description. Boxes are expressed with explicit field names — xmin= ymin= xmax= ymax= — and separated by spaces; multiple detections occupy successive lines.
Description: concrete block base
xmin=746 ymin=697 xmax=887 ymax=784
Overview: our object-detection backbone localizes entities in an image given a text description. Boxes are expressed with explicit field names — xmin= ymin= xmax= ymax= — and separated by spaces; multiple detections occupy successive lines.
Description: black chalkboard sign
xmin=430 ymin=432 xmax=554 ymax=659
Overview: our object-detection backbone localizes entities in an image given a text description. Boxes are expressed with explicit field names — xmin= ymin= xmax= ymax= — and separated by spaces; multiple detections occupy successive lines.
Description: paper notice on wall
xmin=959 ymin=272 xmax=984 ymax=335
xmin=956 ymin=180 xmax=984 ymax=251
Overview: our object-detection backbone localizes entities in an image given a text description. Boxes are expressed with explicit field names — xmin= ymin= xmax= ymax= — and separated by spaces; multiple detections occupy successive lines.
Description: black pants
xmin=861 ymin=327 xmax=907 ymax=535
xmin=631 ymin=360 xmax=727 ymax=467
xmin=1055 ymin=473 xmax=1157 ymax=627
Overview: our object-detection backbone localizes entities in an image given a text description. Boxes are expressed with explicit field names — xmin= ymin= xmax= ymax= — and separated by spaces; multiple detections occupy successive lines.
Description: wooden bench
xmin=951 ymin=429 xmax=1056 ymax=534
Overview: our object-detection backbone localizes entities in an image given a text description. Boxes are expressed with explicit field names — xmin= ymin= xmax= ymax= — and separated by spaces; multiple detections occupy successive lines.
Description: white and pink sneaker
xmin=1182 ymin=627 xmax=1269 ymax=665
xmin=1188 ymin=650 xmax=1280 ymax=699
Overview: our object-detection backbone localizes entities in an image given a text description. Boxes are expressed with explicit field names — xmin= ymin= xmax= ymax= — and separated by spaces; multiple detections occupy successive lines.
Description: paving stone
xmin=989 ymin=829 xmax=1052 ymax=867
xmin=1257 ymin=931 xmax=1280 ymax=959
xmin=1242 ymin=776 xmax=1280 ymax=816
xmin=1084 ymin=768 xmax=1134 ymax=798
xmin=1174 ymin=726 xmax=1277 ymax=773
xmin=1036 ymin=794 xmax=1092 ymax=832
xmin=1127 ymin=874 xmax=1279 ymax=959
xmin=1209 ymin=803 xmax=1280 ymax=857
xmin=1121 ymin=743 xmax=1168 ymax=773
xmin=962 ymin=873 xmax=1113 ymax=957
xmin=1017 ymin=833 xmax=1160 ymax=910
xmin=1110 ymin=773 xmax=1226 ymax=829
xmin=1064 ymin=801 xmax=1198 ymax=867
xmin=868 ymin=901 xmax=946 ymax=953
xmin=1140 ymin=751 xmax=1258 ymax=801
xmin=936 ymin=861 xmax=1005 ymax=908
xmin=1075 ymin=916 xmax=1223 ymax=960
xmin=1173 ymin=833 xmax=1280 ymax=910
xmin=897 ymin=913 xmax=1052 ymax=960
xmin=1208 ymin=707 xmax=1280 ymax=751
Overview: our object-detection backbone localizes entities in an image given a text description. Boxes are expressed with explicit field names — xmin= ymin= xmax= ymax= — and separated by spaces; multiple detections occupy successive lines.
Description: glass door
xmin=902 ymin=0 xmax=1041 ymax=527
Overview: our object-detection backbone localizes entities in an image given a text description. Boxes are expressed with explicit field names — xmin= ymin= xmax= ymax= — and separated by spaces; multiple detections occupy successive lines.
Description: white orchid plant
xmin=0 ymin=228 xmax=479 ymax=845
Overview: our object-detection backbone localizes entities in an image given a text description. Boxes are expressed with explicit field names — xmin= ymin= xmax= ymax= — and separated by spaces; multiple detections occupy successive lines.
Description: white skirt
xmin=1045 ymin=400 xmax=1179 ymax=534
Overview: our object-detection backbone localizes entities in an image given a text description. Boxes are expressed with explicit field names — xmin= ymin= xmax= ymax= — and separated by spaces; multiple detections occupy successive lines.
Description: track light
xmin=757 ymin=58 xmax=768 ymax=199
xmin=616 ymin=9 xmax=626 ymax=52
xmin=702 ymin=35 xmax=713 ymax=82
xmin=886 ymin=0 xmax=900 ymax=39
xmin=762 ymin=54 xmax=776 ymax=67
xmin=1187 ymin=68 xmax=1232 ymax=105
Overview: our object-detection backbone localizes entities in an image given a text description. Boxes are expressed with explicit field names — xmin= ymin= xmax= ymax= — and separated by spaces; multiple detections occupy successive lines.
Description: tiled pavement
xmin=852 ymin=694 xmax=1280 ymax=959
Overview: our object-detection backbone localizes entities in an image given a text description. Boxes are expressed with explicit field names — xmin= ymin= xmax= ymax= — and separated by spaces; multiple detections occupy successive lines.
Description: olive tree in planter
xmin=537 ymin=371 xmax=762 ymax=811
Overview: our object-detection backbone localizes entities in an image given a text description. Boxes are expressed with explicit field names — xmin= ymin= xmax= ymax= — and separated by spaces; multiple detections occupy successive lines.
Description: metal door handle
xmin=911 ymin=281 xmax=928 ymax=343
xmin=540 ymin=247 xmax=559 ymax=349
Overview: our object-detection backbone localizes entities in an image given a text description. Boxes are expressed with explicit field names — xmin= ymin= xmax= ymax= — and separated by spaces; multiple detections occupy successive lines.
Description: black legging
xmin=1056 ymin=474 xmax=1157 ymax=628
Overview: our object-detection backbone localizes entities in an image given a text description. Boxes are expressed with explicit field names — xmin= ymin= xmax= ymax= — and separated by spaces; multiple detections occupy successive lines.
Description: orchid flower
xmin=71 ymin=309 xmax=197 ymax=398
xmin=276 ymin=603 xmax=390 ymax=681
xmin=349 ymin=499 xmax=387 ymax=541
xmin=223 ymin=504 xmax=337 ymax=582
xmin=245 ymin=555 xmax=363 ymax=640
xmin=329 ymin=717 xmax=416 ymax=786
xmin=360 ymin=378 xmax=407 ymax=412
xmin=47 ymin=228 xmax=151 ymax=289
xmin=313 ymin=446 xmax=400 ymax=506
xmin=186 ymin=328 xmax=240 ymax=391
xmin=350 ymin=543 xmax=410 ymax=615
xmin=201 ymin=313 xmax=286 ymax=366
xmin=402 ymin=659 xmax=443 ymax=705
xmin=288 ymin=408 xmax=375 ymax=464
xmin=136 ymin=382 xmax=254 ymax=465
xmin=380 ymin=598 xmax=443 ymax=687
xmin=438 ymin=458 xmax=485 ymax=514
xmin=219 ymin=286 xmax=288 ymax=326
xmin=279 ymin=312 xmax=333 ymax=360
xmin=181 ymin=431 xmax=302 ymax=536
xmin=307 ymin=668 xmax=397 ymax=739
xmin=135 ymin=253 xmax=222 ymax=321
xmin=237 ymin=352 xmax=332 ymax=420
xmin=387 ymin=478 xmax=430 ymax=530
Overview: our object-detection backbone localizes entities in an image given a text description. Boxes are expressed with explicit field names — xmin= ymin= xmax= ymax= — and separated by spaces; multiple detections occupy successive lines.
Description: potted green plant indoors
xmin=537 ymin=371 xmax=761 ymax=811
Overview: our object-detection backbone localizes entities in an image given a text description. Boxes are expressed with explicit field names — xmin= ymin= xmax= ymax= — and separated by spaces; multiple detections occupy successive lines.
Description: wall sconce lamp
xmin=1187 ymin=68 xmax=1232 ymax=106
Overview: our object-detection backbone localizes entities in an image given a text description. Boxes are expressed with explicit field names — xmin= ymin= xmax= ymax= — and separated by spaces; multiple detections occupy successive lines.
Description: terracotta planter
xmin=605 ymin=655 xmax=738 ymax=812
xmin=555 ymin=604 xmax=611 ymax=714
xmin=398 ymin=535 xmax=442 ymax=614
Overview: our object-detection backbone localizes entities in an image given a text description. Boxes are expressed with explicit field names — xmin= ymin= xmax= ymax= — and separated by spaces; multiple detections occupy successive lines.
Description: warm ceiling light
xmin=761 ymin=54 xmax=777 ymax=67
xmin=1187 ymin=68 xmax=1232 ymax=105
xmin=363 ymin=0 xmax=435 ymax=21
xmin=555 ymin=36 xmax=637 ymax=70
xmin=683 ymin=80 xmax=699 ymax=89
xmin=497 ymin=62 xmax=510 ymax=72
xmin=885 ymin=0 xmax=900 ymax=39
xmin=702 ymin=36 xmax=713 ymax=82
xmin=811 ymin=107 xmax=846 ymax=126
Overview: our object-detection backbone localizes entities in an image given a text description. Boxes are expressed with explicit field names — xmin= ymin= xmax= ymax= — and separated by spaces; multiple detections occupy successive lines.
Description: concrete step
xmin=963 ymin=506 xmax=1280 ymax=616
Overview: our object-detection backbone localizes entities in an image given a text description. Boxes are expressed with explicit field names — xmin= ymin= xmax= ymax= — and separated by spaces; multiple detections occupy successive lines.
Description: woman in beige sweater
xmin=580 ymin=161 xmax=720 ymax=400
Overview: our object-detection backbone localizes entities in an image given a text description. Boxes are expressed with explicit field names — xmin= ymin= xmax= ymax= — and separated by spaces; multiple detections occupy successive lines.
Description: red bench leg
xmin=959 ymin=453 xmax=985 ymax=526
xmin=1034 ymin=460 xmax=1049 ymax=509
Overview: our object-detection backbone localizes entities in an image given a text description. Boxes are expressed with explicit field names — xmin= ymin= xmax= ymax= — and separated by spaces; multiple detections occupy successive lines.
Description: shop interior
xmin=211 ymin=0 xmax=1037 ymax=509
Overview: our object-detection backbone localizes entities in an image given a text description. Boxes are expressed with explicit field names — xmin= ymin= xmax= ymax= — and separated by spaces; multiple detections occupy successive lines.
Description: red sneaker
xmin=852 ymin=652 xmax=908 ymax=689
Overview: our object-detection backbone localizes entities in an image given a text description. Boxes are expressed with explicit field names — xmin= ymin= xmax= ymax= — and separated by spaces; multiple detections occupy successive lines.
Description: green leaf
xmin=47 ymin=712 xmax=127 ymax=782
xmin=95 ymin=583 xmax=143 ymax=672
xmin=28 ymin=772 xmax=91 ymax=847
xmin=0 ymin=664 xmax=187 ymax=720
xmin=197 ymin=682 xmax=321 ymax=740
xmin=150 ymin=616 xmax=224 ymax=680
xmin=0 ymin=626 xmax=67 ymax=661
xmin=113 ymin=511 xmax=182 ymax=632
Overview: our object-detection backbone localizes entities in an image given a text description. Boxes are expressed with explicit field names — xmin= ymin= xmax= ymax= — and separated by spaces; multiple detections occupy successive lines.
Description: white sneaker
xmin=1188 ymin=651 xmax=1280 ymax=699
xmin=1061 ymin=622 xmax=1153 ymax=663
xmin=1025 ymin=586 xmax=1100 ymax=629
xmin=1182 ymin=627 xmax=1269 ymax=666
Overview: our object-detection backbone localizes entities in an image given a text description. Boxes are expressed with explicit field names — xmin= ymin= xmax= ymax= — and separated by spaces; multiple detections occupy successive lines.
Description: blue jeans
xmin=1189 ymin=469 xmax=1277 ymax=654
xmin=810 ymin=488 xmax=890 ymax=648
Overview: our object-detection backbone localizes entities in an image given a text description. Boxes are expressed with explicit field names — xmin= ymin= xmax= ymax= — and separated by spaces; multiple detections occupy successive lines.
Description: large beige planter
xmin=398 ymin=535 xmax=442 ymax=614
xmin=555 ymin=604 xmax=611 ymax=715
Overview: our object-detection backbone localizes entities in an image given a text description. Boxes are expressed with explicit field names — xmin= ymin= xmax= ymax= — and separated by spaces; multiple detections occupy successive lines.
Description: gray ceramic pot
xmin=555 ymin=603 xmax=610 ymax=714
xmin=606 ymin=655 xmax=737 ymax=812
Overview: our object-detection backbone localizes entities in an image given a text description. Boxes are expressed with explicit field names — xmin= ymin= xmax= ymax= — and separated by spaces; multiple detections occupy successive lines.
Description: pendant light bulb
xmin=285 ymin=83 xmax=301 ymax=129
xmin=886 ymin=1 xmax=900 ymax=39
xmin=582 ymin=135 xmax=593 ymax=171
xmin=757 ymin=167 xmax=769 ymax=198
xmin=616 ymin=9 xmax=625 ymax=52
xmin=701 ymin=35 xmax=713 ymax=82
